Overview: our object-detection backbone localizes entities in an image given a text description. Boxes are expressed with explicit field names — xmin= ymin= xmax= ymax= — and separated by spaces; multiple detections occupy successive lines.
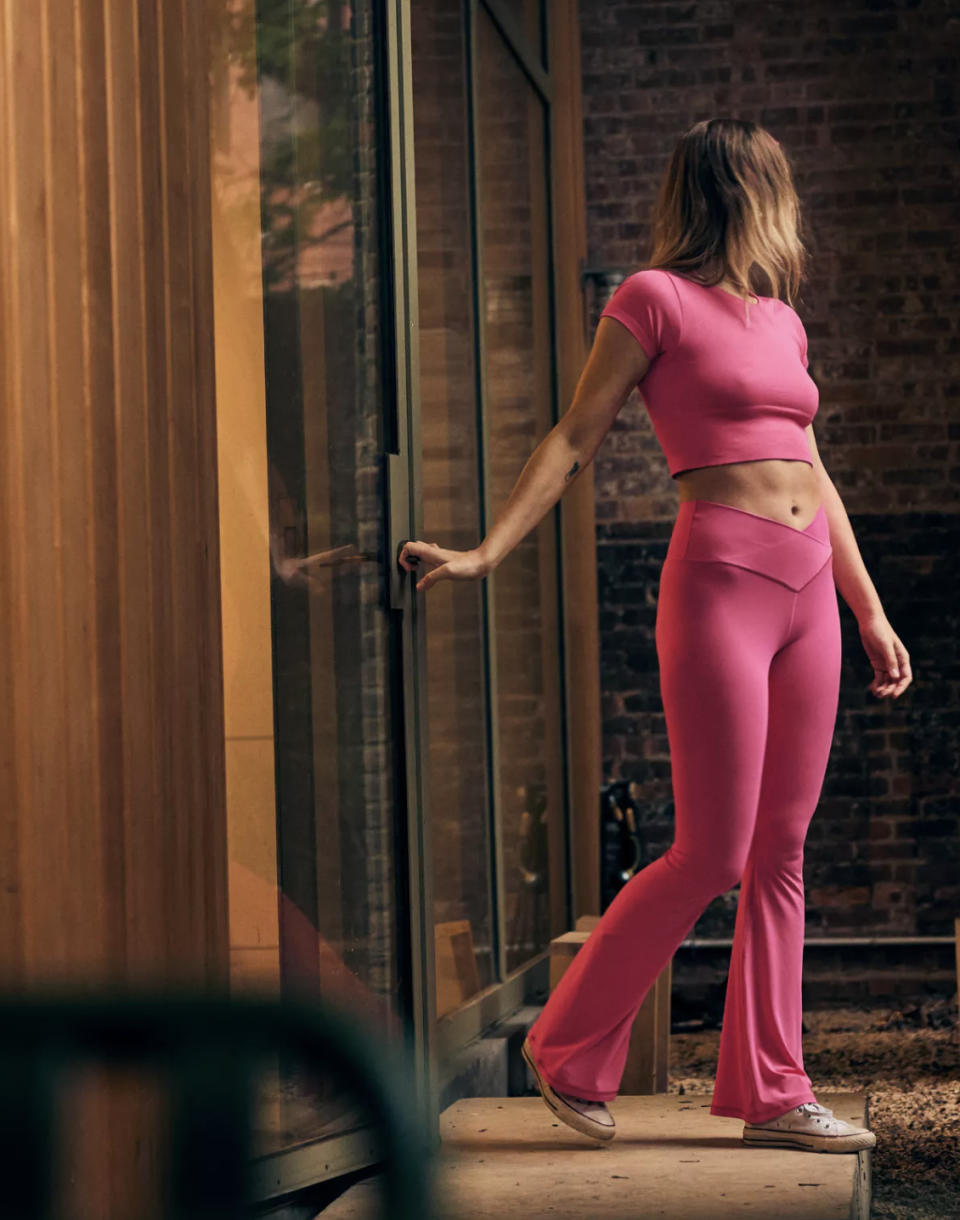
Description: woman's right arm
xmin=477 ymin=318 xmax=650 ymax=570
xmin=399 ymin=317 xmax=651 ymax=592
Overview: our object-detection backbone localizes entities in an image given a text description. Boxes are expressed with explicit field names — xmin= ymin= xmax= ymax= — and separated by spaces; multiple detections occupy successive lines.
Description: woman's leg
xmin=525 ymin=550 xmax=791 ymax=1102
xmin=710 ymin=558 xmax=842 ymax=1123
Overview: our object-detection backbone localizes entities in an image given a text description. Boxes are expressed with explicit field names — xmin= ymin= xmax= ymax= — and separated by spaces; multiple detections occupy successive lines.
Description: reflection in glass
xmin=410 ymin=0 xmax=495 ymax=1016
xmin=500 ymin=0 xmax=543 ymax=57
xmin=477 ymin=5 xmax=565 ymax=973
xmin=210 ymin=0 xmax=403 ymax=1157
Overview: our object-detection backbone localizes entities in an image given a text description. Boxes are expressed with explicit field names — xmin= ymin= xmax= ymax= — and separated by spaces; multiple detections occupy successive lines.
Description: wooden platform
xmin=318 ymin=1091 xmax=871 ymax=1219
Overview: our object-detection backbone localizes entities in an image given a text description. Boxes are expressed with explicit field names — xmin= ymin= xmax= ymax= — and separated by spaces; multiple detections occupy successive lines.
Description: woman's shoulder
xmin=602 ymin=266 xmax=684 ymax=315
xmin=617 ymin=266 xmax=680 ymax=292
xmin=599 ymin=267 xmax=684 ymax=356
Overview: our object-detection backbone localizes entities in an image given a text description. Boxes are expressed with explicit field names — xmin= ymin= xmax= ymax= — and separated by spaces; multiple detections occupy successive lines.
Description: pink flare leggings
xmin=527 ymin=497 xmax=842 ymax=1124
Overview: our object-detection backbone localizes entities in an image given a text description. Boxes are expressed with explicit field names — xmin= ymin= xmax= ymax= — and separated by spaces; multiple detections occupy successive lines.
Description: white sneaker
xmin=521 ymin=1036 xmax=616 ymax=1142
xmin=742 ymin=1100 xmax=876 ymax=1153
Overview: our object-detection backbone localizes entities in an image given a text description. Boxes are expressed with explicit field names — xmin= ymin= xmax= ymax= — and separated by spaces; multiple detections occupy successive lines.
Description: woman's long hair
xmin=645 ymin=118 xmax=808 ymax=307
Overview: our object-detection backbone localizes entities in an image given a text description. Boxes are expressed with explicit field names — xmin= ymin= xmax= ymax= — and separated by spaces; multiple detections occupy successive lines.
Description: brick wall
xmin=580 ymin=1 xmax=960 ymax=937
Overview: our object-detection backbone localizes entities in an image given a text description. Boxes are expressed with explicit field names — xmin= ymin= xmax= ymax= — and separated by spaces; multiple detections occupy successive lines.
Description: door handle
xmin=386 ymin=452 xmax=411 ymax=611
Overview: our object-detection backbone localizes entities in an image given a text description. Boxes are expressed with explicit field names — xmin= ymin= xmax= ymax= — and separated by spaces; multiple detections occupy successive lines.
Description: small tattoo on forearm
xmin=564 ymin=461 xmax=580 ymax=482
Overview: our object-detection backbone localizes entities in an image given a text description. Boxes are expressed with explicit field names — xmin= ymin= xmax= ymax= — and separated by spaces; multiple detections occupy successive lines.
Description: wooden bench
xmin=955 ymin=917 xmax=960 ymax=1022
xmin=545 ymin=915 xmax=671 ymax=1094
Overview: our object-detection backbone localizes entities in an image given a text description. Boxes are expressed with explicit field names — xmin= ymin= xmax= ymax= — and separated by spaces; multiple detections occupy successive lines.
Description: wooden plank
xmin=9 ymin=0 xmax=65 ymax=976
xmin=47 ymin=0 xmax=105 ymax=974
xmin=324 ymin=1092 xmax=870 ymax=1218
xmin=0 ymin=0 xmax=27 ymax=967
xmin=955 ymin=917 xmax=960 ymax=1026
xmin=79 ymin=0 xmax=127 ymax=975
xmin=548 ymin=927 xmax=672 ymax=1094
xmin=0 ymin=0 xmax=228 ymax=1212
xmin=184 ymin=0 xmax=229 ymax=978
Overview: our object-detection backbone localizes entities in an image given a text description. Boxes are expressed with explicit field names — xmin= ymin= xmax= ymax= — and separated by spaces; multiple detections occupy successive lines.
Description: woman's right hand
xmin=398 ymin=539 xmax=491 ymax=593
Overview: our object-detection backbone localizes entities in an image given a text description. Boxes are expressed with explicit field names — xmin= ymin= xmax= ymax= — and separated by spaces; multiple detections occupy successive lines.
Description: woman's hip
xmin=664 ymin=497 xmax=833 ymax=592
xmin=656 ymin=498 xmax=837 ymax=661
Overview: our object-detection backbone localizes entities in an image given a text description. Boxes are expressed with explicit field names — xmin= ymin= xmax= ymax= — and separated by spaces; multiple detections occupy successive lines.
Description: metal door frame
xmin=386 ymin=0 xmax=572 ymax=1079
xmin=383 ymin=0 xmax=440 ymax=1148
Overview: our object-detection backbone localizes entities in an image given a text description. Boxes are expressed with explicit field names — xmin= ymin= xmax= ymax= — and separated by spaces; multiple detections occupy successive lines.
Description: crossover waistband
xmin=666 ymin=498 xmax=833 ymax=592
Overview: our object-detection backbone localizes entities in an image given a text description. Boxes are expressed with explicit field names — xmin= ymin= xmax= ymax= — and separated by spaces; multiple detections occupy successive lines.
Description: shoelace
xmin=796 ymin=1101 xmax=834 ymax=1118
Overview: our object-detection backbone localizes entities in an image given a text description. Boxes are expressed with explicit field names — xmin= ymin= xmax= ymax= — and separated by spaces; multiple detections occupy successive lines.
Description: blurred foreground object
xmin=0 ymin=987 xmax=434 ymax=1220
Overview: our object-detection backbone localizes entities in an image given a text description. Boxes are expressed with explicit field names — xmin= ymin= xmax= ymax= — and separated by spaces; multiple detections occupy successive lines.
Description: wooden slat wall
xmin=0 ymin=0 xmax=228 ymax=1211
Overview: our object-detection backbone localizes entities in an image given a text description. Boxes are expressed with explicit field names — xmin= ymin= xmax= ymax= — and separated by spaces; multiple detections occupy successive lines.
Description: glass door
xmin=210 ymin=0 xmax=569 ymax=1193
xmin=210 ymin=0 xmax=428 ymax=1186
xmin=409 ymin=0 xmax=569 ymax=1047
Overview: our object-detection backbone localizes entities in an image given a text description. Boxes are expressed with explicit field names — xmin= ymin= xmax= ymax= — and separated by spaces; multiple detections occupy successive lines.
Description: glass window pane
xmin=411 ymin=0 xmax=496 ymax=1012
xmin=493 ymin=0 xmax=542 ymax=59
xmin=211 ymin=0 xmax=403 ymax=1156
xmin=477 ymin=6 xmax=566 ymax=973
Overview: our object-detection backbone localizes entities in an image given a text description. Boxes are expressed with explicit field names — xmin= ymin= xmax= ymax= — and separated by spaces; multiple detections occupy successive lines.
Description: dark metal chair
xmin=0 ymin=987 xmax=433 ymax=1220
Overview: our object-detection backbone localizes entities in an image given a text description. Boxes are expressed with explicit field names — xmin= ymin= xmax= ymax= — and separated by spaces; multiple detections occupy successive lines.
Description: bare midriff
xmin=674 ymin=458 xmax=822 ymax=532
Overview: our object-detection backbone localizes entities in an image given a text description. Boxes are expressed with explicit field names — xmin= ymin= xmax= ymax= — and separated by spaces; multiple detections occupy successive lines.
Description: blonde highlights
xmin=645 ymin=118 xmax=808 ymax=307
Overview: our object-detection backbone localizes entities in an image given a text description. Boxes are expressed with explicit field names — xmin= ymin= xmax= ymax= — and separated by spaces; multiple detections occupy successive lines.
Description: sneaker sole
xmin=742 ymin=1125 xmax=876 ymax=1154
xmin=521 ymin=1037 xmax=616 ymax=1142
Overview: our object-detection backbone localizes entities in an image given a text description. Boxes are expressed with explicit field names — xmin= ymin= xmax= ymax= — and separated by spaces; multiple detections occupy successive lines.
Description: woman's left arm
xmin=805 ymin=424 xmax=913 ymax=699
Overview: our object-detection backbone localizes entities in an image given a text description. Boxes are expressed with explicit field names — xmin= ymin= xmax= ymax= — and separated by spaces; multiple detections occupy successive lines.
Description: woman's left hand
xmin=858 ymin=612 xmax=913 ymax=699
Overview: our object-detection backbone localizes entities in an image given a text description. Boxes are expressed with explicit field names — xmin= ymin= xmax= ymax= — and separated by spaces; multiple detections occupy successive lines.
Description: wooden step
xmin=319 ymin=1091 xmax=871 ymax=1219
xmin=557 ymin=915 xmax=672 ymax=1094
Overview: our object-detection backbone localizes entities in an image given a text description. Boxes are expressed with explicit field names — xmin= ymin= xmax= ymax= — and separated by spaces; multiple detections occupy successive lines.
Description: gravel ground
xmin=669 ymin=994 xmax=960 ymax=1220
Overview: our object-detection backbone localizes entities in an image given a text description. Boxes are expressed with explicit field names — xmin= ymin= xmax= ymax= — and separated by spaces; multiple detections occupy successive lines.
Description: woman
xmin=398 ymin=118 xmax=911 ymax=1155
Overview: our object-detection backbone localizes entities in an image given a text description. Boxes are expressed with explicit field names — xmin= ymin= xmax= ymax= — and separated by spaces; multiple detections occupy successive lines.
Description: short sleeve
xmin=599 ymin=269 xmax=682 ymax=360
xmin=793 ymin=311 xmax=809 ymax=369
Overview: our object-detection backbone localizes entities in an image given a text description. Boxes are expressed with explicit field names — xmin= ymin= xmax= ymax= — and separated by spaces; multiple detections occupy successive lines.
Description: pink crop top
xmin=599 ymin=267 xmax=818 ymax=478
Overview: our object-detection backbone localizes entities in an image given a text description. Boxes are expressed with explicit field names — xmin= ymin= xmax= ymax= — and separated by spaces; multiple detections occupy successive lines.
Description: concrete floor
xmin=318 ymin=1091 xmax=871 ymax=1219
